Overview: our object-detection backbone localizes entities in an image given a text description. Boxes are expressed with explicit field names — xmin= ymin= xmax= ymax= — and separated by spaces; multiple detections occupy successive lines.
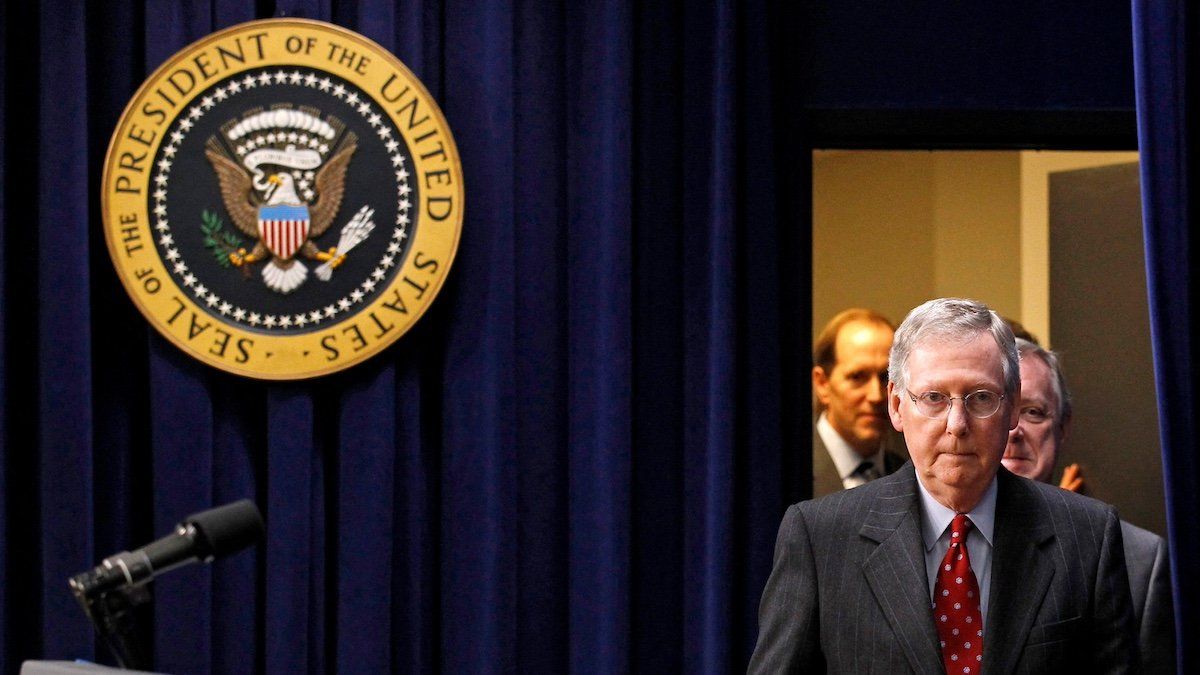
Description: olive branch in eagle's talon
xmin=200 ymin=209 xmax=248 ymax=273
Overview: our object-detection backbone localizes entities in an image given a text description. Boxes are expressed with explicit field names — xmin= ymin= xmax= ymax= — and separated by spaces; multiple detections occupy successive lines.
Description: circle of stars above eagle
xmin=151 ymin=68 xmax=414 ymax=331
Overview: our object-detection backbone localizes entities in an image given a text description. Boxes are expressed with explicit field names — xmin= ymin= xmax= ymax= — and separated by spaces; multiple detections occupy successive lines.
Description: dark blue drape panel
xmin=629 ymin=3 xmax=686 ymax=670
xmin=336 ymin=365 xmax=397 ymax=673
xmin=149 ymin=353 xmax=214 ymax=674
xmin=0 ymin=1 xmax=8 ymax=672
xmin=390 ymin=356 xmax=439 ymax=672
xmin=1133 ymin=1 xmax=1197 ymax=671
xmin=441 ymin=1 xmax=520 ymax=671
xmin=681 ymin=3 xmax=737 ymax=671
xmin=210 ymin=376 xmax=263 ymax=673
xmin=38 ymin=0 xmax=96 ymax=662
xmin=565 ymin=1 xmax=634 ymax=671
xmin=737 ymin=1 xmax=792 ymax=661
xmin=511 ymin=3 xmax=569 ymax=672
xmin=265 ymin=386 xmax=321 ymax=673
xmin=1 ymin=0 xmax=803 ymax=671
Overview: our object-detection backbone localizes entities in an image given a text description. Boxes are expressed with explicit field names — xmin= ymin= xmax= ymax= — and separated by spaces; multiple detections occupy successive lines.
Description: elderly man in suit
xmin=1002 ymin=337 xmax=1175 ymax=673
xmin=811 ymin=309 xmax=906 ymax=497
xmin=750 ymin=297 xmax=1137 ymax=673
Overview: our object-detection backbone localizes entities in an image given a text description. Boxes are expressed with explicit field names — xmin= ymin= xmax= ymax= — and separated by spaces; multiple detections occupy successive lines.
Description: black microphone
xmin=69 ymin=499 xmax=264 ymax=599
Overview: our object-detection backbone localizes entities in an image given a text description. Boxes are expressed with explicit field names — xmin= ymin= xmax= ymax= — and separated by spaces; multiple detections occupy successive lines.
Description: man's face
xmin=888 ymin=332 xmax=1018 ymax=501
xmin=813 ymin=321 xmax=894 ymax=456
xmin=1002 ymin=356 xmax=1064 ymax=483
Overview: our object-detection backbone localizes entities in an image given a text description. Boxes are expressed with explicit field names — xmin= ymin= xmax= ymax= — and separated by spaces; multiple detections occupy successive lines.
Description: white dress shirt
xmin=916 ymin=474 xmax=997 ymax=634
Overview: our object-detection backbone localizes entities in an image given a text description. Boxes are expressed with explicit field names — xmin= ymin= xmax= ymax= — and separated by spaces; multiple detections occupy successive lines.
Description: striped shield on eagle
xmin=258 ymin=204 xmax=310 ymax=260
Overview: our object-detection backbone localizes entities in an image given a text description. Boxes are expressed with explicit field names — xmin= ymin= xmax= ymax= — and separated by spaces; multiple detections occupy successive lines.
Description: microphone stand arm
xmin=70 ymin=568 xmax=154 ymax=670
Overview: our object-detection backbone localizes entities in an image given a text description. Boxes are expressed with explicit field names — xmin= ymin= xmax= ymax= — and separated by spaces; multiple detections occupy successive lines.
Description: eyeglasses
xmin=905 ymin=388 xmax=1006 ymax=419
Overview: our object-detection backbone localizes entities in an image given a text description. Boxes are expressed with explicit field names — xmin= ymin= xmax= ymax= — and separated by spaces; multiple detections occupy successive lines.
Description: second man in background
xmin=811 ymin=309 xmax=907 ymax=497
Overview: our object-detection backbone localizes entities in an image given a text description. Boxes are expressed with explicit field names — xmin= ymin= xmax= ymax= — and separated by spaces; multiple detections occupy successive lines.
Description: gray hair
xmin=1015 ymin=337 xmax=1073 ymax=428
xmin=888 ymin=298 xmax=1020 ymax=398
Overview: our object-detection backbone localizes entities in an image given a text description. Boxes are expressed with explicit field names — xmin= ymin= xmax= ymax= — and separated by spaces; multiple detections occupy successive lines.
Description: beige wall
xmin=811 ymin=151 xmax=935 ymax=329
xmin=811 ymin=151 xmax=1021 ymax=334
xmin=812 ymin=150 xmax=1139 ymax=340
xmin=932 ymin=153 xmax=1021 ymax=318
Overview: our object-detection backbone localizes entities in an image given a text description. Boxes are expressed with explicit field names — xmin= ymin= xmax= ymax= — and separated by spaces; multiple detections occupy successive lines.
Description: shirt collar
xmin=916 ymin=470 xmax=997 ymax=551
xmin=817 ymin=413 xmax=884 ymax=480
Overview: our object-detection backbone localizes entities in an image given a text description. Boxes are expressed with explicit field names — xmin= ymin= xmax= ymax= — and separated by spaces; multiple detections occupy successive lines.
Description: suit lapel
xmin=982 ymin=469 xmax=1056 ymax=675
xmin=812 ymin=426 xmax=844 ymax=498
xmin=860 ymin=467 xmax=944 ymax=674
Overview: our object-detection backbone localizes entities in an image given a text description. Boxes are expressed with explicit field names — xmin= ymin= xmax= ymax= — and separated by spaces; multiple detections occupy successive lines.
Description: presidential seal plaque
xmin=102 ymin=19 xmax=463 ymax=379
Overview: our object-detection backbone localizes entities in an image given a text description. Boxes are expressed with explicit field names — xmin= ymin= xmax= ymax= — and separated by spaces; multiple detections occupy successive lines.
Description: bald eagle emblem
xmin=204 ymin=107 xmax=374 ymax=293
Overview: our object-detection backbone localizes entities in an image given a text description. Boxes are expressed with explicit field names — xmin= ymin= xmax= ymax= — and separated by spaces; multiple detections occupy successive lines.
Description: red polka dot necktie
xmin=933 ymin=513 xmax=983 ymax=674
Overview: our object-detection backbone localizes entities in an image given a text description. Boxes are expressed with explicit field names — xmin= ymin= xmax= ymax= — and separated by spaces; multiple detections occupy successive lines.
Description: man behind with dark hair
xmin=811 ymin=308 xmax=906 ymax=497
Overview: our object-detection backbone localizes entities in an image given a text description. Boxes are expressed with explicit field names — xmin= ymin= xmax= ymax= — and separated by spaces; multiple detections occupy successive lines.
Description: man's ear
xmin=887 ymin=382 xmax=904 ymax=432
xmin=1058 ymin=412 xmax=1072 ymax=445
xmin=812 ymin=366 xmax=833 ymax=407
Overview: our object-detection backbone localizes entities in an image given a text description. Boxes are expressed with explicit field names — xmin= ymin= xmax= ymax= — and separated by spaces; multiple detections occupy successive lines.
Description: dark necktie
xmin=854 ymin=460 xmax=879 ymax=481
xmin=933 ymin=513 xmax=983 ymax=674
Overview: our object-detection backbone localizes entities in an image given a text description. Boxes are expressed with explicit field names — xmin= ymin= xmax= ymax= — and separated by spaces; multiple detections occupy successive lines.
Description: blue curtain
xmin=0 ymin=0 xmax=808 ymax=672
xmin=1133 ymin=1 xmax=1196 ymax=672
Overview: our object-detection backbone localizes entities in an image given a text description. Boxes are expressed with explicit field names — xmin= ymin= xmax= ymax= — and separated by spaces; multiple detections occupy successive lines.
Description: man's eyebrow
xmin=910 ymin=379 xmax=1002 ymax=390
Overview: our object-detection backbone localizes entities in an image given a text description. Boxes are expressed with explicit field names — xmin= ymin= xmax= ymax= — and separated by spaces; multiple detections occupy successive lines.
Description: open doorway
xmin=811 ymin=150 xmax=1165 ymax=536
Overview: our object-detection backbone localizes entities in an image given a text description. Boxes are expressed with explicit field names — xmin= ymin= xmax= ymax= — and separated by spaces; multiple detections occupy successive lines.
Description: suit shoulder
xmin=1119 ymin=520 xmax=1165 ymax=557
xmin=1024 ymin=474 xmax=1118 ymax=514
xmin=1119 ymin=519 xmax=1163 ymax=544
xmin=1005 ymin=472 xmax=1120 ymax=536
xmin=794 ymin=470 xmax=906 ymax=526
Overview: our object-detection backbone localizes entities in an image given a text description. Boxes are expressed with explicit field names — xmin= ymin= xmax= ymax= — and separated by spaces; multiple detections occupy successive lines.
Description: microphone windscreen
xmin=185 ymin=499 xmax=265 ymax=558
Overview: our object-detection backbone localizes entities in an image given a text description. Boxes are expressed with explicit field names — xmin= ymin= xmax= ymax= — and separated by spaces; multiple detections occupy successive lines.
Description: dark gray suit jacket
xmin=812 ymin=425 xmax=906 ymax=499
xmin=1121 ymin=520 xmax=1175 ymax=673
xmin=750 ymin=463 xmax=1137 ymax=673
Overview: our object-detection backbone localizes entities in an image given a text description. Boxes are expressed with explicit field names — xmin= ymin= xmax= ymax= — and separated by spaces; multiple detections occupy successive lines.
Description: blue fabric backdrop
xmin=1133 ymin=1 xmax=1197 ymax=671
xmin=0 ymin=0 xmax=808 ymax=672
xmin=6 ymin=0 xmax=1190 ymax=672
